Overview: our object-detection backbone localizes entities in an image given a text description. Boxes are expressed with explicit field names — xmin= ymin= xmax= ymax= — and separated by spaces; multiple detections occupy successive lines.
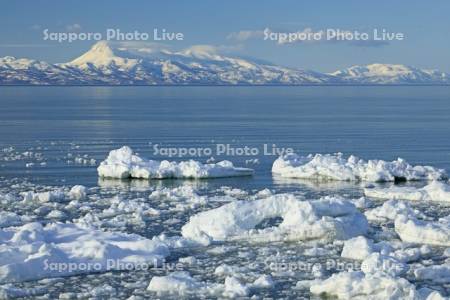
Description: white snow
xmin=147 ymin=271 xmax=250 ymax=297
xmin=365 ymin=200 xmax=424 ymax=222
xmin=364 ymin=181 xmax=450 ymax=203
xmin=0 ymin=222 xmax=169 ymax=283
xmin=147 ymin=271 xmax=205 ymax=294
xmin=68 ymin=185 xmax=87 ymax=200
xmin=272 ymin=153 xmax=447 ymax=182
xmin=341 ymin=236 xmax=375 ymax=260
xmin=97 ymin=146 xmax=253 ymax=179
xmin=21 ymin=185 xmax=87 ymax=203
xmin=252 ymin=274 xmax=274 ymax=288
xmin=181 ymin=194 xmax=368 ymax=244
xmin=223 ymin=276 xmax=249 ymax=297
xmin=330 ymin=63 xmax=450 ymax=84
xmin=68 ymin=41 xmax=138 ymax=70
xmin=395 ymin=215 xmax=450 ymax=247
xmin=22 ymin=190 xmax=65 ymax=203
xmin=310 ymin=271 xmax=419 ymax=300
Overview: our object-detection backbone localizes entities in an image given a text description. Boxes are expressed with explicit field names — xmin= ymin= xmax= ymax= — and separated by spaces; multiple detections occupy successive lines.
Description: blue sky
xmin=1 ymin=0 xmax=449 ymax=72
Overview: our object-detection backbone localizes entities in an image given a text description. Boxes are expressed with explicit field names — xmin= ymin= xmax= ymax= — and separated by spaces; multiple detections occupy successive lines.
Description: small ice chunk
xmin=97 ymin=146 xmax=253 ymax=179
xmin=341 ymin=236 xmax=375 ymax=260
xmin=365 ymin=200 xmax=423 ymax=222
xmin=46 ymin=209 xmax=67 ymax=219
xmin=22 ymin=190 xmax=65 ymax=203
xmin=273 ymin=152 xmax=447 ymax=182
xmin=223 ymin=276 xmax=249 ymax=298
xmin=252 ymin=274 xmax=274 ymax=288
xmin=147 ymin=272 xmax=205 ymax=294
xmin=69 ymin=185 xmax=87 ymax=200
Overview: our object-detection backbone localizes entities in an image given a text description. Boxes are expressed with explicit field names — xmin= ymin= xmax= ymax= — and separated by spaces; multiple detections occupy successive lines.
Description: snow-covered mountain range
xmin=0 ymin=41 xmax=449 ymax=85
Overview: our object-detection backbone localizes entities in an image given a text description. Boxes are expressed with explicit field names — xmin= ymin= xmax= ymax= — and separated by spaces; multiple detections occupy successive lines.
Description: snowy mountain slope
xmin=329 ymin=63 xmax=450 ymax=84
xmin=0 ymin=42 xmax=449 ymax=85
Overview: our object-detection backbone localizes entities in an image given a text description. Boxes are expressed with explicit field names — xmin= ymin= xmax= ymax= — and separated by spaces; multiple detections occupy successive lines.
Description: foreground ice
xmin=312 ymin=233 xmax=446 ymax=299
xmin=364 ymin=181 xmax=450 ymax=203
xmin=272 ymin=153 xmax=447 ymax=182
xmin=97 ymin=146 xmax=253 ymax=179
xmin=0 ymin=222 xmax=169 ymax=283
xmin=182 ymin=194 xmax=368 ymax=244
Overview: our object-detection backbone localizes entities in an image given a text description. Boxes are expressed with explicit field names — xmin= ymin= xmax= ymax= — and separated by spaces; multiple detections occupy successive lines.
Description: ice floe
xmin=341 ymin=236 xmax=376 ymax=260
xmin=414 ymin=264 xmax=450 ymax=284
xmin=0 ymin=221 xmax=169 ymax=283
xmin=365 ymin=200 xmax=424 ymax=222
xmin=272 ymin=153 xmax=447 ymax=182
xmin=364 ymin=181 xmax=450 ymax=203
xmin=181 ymin=194 xmax=368 ymax=244
xmin=395 ymin=215 xmax=450 ymax=247
xmin=97 ymin=146 xmax=253 ymax=179
xmin=147 ymin=271 xmax=250 ymax=298
xmin=310 ymin=271 xmax=420 ymax=300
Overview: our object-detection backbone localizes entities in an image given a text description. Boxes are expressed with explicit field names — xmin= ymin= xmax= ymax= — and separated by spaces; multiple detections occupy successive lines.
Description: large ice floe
xmin=272 ymin=153 xmax=447 ymax=182
xmin=364 ymin=181 xmax=450 ymax=203
xmin=0 ymin=222 xmax=169 ymax=283
xmin=97 ymin=146 xmax=253 ymax=179
xmin=181 ymin=194 xmax=368 ymax=244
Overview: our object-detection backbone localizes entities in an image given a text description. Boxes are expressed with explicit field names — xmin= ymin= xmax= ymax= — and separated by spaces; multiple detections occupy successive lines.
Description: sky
xmin=1 ymin=0 xmax=449 ymax=72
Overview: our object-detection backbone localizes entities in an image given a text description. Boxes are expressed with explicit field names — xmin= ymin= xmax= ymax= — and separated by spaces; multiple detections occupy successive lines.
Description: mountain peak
xmin=67 ymin=41 xmax=138 ymax=69
xmin=89 ymin=41 xmax=115 ymax=55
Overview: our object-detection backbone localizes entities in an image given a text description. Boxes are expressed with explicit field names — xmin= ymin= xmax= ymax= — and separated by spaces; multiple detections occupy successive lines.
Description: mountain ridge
xmin=1 ymin=42 xmax=449 ymax=85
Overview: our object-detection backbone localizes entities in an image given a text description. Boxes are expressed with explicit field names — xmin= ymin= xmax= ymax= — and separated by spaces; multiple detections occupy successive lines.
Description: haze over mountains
xmin=0 ymin=41 xmax=449 ymax=85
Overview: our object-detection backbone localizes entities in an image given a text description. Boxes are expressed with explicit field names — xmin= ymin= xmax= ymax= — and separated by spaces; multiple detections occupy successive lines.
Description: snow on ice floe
xmin=147 ymin=271 xmax=251 ymax=298
xmin=181 ymin=194 xmax=368 ymax=244
xmin=0 ymin=222 xmax=169 ymax=283
xmin=395 ymin=215 xmax=450 ymax=247
xmin=272 ymin=152 xmax=447 ymax=182
xmin=364 ymin=181 xmax=450 ymax=203
xmin=365 ymin=200 xmax=425 ymax=222
xmin=310 ymin=271 xmax=423 ymax=300
xmin=97 ymin=146 xmax=253 ymax=179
